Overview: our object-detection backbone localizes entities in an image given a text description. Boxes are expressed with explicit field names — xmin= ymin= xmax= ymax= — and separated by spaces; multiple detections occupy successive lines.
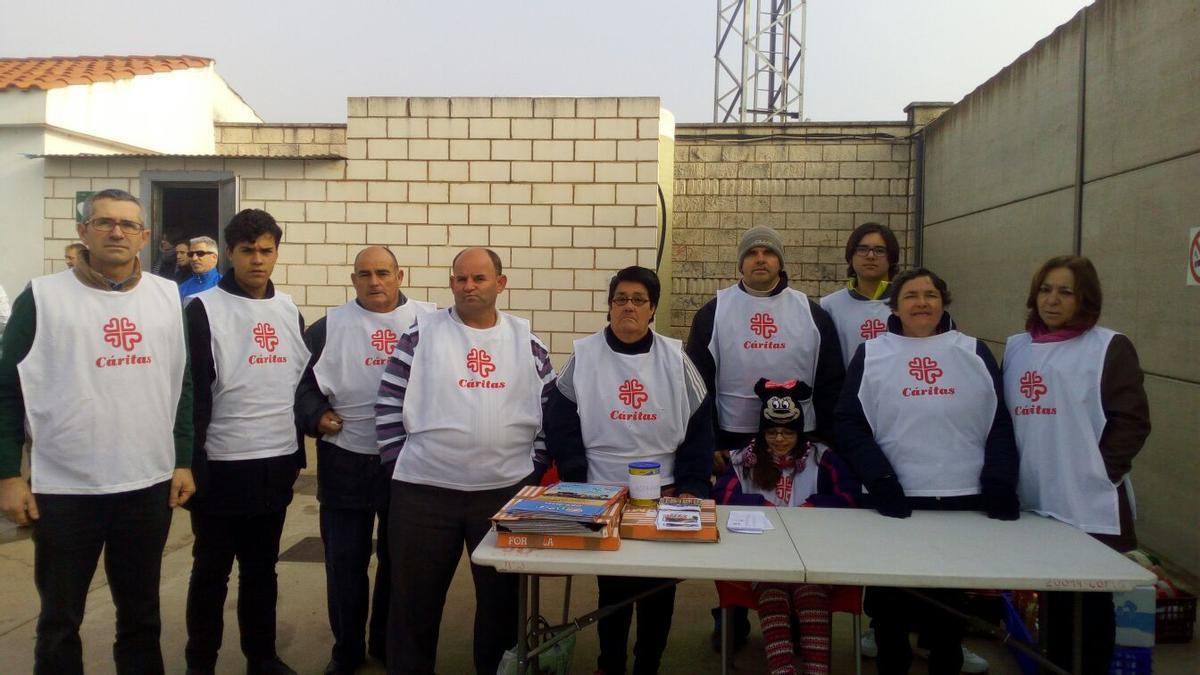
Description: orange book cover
xmin=496 ymin=531 xmax=621 ymax=551
xmin=619 ymin=500 xmax=720 ymax=543
xmin=492 ymin=484 xmax=624 ymax=550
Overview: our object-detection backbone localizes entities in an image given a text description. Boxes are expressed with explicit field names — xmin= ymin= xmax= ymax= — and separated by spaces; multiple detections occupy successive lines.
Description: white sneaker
xmin=911 ymin=645 xmax=989 ymax=673
xmin=859 ymin=628 xmax=877 ymax=658
xmin=960 ymin=646 xmax=989 ymax=673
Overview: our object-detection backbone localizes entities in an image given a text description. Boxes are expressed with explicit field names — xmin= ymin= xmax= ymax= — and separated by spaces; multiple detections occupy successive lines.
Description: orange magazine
xmin=619 ymin=499 xmax=720 ymax=542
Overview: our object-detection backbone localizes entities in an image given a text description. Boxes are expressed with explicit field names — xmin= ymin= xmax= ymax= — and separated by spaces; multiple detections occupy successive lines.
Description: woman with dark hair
xmin=1002 ymin=255 xmax=1150 ymax=673
xmin=820 ymin=222 xmax=900 ymax=367
xmin=713 ymin=378 xmax=859 ymax=675
xmin=835 ymin=268 xmax=1019 ymax=675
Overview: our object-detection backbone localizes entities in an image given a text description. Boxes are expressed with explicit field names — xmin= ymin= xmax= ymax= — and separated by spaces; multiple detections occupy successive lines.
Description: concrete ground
xmin=1 ymin=469 xmax=1197 ymax=673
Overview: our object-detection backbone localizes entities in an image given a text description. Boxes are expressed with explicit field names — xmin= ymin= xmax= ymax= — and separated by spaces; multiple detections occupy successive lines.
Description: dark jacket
xmin=712 ymin=441 xmax=860 ymax=509
xmin=184 ymin=274 xmax=306 ymax=515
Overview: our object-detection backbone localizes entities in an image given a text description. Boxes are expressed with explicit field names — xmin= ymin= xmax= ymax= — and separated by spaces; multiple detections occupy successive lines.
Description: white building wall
xmin=44 ymin=66 xmax=259 ymax=154
xmin=0 ymin=127 xmax=47 ymax=296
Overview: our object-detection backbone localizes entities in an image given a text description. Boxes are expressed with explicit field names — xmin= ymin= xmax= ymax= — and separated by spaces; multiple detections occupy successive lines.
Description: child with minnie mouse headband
xmin=713 ymin=378 xmax=860 ymax=675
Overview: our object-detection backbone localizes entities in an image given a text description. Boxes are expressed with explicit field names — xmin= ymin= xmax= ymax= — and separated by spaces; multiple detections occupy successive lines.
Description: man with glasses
xmin=684 ymin=224 xmax=844 ymax=652
xmin=820 ymin=222 xmax=901 ymax=368
xmin=179 ymin=236 xmax=222 ymax=299
xmin=545 ymin=265 xmax=713 ymax=675
xmin=0 ymin=188 xmax=195 ymax=674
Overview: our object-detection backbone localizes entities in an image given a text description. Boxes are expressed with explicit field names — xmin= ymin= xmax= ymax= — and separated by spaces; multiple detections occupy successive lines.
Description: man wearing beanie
xmin=685 ymin=224 xmax=845 ymax=650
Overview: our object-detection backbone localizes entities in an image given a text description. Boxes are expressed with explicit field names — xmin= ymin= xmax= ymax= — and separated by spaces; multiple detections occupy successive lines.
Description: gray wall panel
xmin=1136 ymin=375 xmax=1200 ymax=575
xmin=923 ymin=18 xmax=1081 ymax=226
xmin=923 ymin=189 xmax=1074 ymax=345
xmin=1081 ymin=153 xmax=1200 ymax=383
xmin=1084 ymin=0 xmax=1200 ymax=180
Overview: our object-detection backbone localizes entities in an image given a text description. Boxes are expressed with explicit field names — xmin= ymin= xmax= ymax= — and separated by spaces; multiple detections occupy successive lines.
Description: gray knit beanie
xmin=738 ymin=225 xmax=785 ymax=265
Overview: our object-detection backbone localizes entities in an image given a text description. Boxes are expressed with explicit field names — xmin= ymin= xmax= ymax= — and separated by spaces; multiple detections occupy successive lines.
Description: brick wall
xmin=667 ymin=121 xmax=917 ymax=337
xmin=44 ymin=97 xmax=668 ymax=367
xmin=214 ymin=123 xmax=347 ymax=157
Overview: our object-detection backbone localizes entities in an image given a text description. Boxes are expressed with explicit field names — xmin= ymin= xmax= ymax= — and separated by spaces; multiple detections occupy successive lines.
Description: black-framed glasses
xmin=853 ymin=245 xmax=888 ymax=258
xmin=187 ymin=251 xmax=216 ymax=258
xmin=611 ymin=296 xmax=650 ymax=307
xmin=87 ymin=218 xmax=144 ymax=234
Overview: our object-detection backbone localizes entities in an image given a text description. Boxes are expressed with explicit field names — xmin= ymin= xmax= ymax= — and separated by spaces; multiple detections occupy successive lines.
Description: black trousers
xmin=596 ymin=575 xmax=677 ymax=675
xmin=184 ymin=509 xmax=288 ymax=669
xmin=386 ymin=479 xmax=523 ymax=675
xmin=1045 ymin=591 xmax=1115 ymax=673
xmin=32 ymin=480 xmax=173 ymax=675
xmin=318 ymin=442 xmax=395 ymax=667
xmin=866 ymin=587 xmax=967 ymax=675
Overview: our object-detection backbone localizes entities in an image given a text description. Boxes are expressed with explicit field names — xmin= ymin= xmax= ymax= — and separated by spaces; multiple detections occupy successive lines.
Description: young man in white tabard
xmin=183 ymin=209 xmax=308 ymax=675
xmin=0 ymin=188 xmax=194 ymax=674
xmin=820 ymin=222 xmax=899 ymax=368
xmin=295 ymin=245 xmax=435 ymax=674
xmin=376 ymin=247 xmax=555 ymax=675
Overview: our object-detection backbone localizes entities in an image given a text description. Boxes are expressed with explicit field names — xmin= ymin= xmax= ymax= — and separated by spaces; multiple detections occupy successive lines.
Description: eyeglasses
xmin=611 ymin=296 xmax=650 ymax=307
xmin=87 ymin=218 xmax=145 ymax=234
xmin=853 ymin=245 xmax=888 ymax=258
xmin=764 ymin=428 xmax=796 ymax=438
xmin=187 ymin=251 xmax=216 ymax=258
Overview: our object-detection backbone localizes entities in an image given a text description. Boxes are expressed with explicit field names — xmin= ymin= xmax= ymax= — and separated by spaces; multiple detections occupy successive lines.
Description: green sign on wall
xmin=75 ymin=191 xmax=95 ymax=223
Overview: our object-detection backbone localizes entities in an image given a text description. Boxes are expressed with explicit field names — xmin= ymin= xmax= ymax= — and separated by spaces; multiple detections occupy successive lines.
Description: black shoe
xmin=324 ymin=657 xmax=361 ymax=675
xmin=247 ymin=655 xmax=297 ymax=675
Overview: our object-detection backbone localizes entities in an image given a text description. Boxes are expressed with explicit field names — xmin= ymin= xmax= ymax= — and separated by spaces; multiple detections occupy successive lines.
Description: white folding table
xmin=473 ymin=507 xmax=1157 ymax=674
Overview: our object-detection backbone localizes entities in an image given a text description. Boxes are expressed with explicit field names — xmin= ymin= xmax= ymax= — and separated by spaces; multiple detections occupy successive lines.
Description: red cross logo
xmin=775 ymin=473 xmax=794 ymax=503
xmin=370 ymin=328 xmax=398 ymax=355
xmin=907 ymin=356 xmax=943 ymax=384
xmin=617 ymin=379 xmax=649 ymax=409
xmin=466 ymin=348 xmax=496 ymax=378
xmin=859 ymin=318 xmax=886 ymax=340
xmin=253 ymin=322 xmax=279 ymax=352
xmin=749 ymin=312 xmax=778 ymax=339
xmin=102 ymin=317 xmax=142 ymax=352
xmin=1019 ymin=370 xmax=1048 ymax=402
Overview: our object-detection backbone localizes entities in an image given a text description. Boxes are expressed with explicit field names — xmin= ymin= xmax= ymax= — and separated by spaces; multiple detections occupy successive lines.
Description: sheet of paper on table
xmin=727 ymin=510 xmax=775 ymax=534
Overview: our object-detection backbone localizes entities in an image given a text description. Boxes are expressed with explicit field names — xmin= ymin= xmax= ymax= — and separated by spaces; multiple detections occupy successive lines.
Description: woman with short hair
xmin=835 ymin=267 xmax=1019 ymax=675
xmin=1003 ymin=255 xmax=1150 ymax=672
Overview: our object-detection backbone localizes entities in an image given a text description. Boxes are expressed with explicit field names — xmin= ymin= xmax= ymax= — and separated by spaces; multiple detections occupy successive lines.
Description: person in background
xmin=151 ymin=231 xmax=177 ymax=277
xmin=183 ymin=209 xmax=308 ymax=675
xmin=714 ymin=378 xmax=860 ymax=675
xmin=1003 ymin=255 xmax=1150 ymax=673
xmin=376 ymin=247 xmax=555 ymax=675
xmin=0 ymin=188 xmax=194 ymax=674
xmin=178 ymin=236 xmax=222 ymax=299
xmin=835 ymin=268 xmax=1018 ymax=675
xmin=64 ymin=242 xmax=86 ymax=269
xmin=295 ymin=245 xmax=435 ymax=674
xmin=545 ymin=265 xmax=713 ymax=675
xmin=0 ymin=283 xmax=9 ymax=338
xmin=172 ymin=240 xmax=192 ymax=284
xmin=820 ymin=222 xmax=899 ymax=367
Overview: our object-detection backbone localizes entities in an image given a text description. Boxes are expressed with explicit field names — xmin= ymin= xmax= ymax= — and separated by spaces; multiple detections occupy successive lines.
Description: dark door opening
xmin=141 ymin=172 xmax=239 ymax=278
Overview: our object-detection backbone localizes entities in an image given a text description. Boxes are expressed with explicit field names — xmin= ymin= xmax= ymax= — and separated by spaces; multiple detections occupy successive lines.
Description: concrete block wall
xmin=332 ymin=96 xmax=664 ymax=363
xmin=668 ymin=122 xmax=915 ymax=337
xmin=214 ymin=123 xmax=347 ymax=157
xmin=921 ymin=0 xmax=1200 ymax=575
xmin=44 ymin=97 xmax=667 ymax=368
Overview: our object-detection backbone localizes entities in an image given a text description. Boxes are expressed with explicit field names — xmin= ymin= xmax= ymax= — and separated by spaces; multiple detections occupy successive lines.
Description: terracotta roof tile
xmin=0 ymin=56 xmax=212 ymax=91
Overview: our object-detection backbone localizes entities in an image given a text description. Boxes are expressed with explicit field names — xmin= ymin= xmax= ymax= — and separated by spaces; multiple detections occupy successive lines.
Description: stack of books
xmin=620 ymin=498 xmax=720 ymax=543
xmin=492 ymin=482 xmax=627 ymax=550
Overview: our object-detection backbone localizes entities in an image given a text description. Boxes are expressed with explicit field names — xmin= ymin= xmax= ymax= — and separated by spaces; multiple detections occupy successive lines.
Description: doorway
xmin=139 ymin=171 xmax=239 ymax=275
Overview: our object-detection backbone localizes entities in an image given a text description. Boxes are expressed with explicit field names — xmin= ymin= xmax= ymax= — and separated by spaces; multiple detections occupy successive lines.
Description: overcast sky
xmin=1 ymin=0 xmax=1092 ymax=123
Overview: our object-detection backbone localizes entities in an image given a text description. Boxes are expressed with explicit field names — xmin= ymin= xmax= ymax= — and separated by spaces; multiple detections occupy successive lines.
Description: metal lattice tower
xmin=713 ymin=0 xmax=807 ymax=123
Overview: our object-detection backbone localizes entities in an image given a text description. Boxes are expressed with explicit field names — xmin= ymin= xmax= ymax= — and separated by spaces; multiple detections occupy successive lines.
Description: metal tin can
xmin=628 ymin=461 xmax=661 ymax=506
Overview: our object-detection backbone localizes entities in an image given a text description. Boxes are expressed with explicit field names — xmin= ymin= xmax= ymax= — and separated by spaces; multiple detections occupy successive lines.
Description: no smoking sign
xmin=1191 ymin=227 xmax=1200 ymax=286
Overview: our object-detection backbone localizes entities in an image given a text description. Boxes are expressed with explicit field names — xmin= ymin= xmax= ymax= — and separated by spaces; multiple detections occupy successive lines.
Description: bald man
xmin=296 ymin=246 xmax=435 ymax=674
xmin=376 ymin=247 xmax=555 ymax=674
